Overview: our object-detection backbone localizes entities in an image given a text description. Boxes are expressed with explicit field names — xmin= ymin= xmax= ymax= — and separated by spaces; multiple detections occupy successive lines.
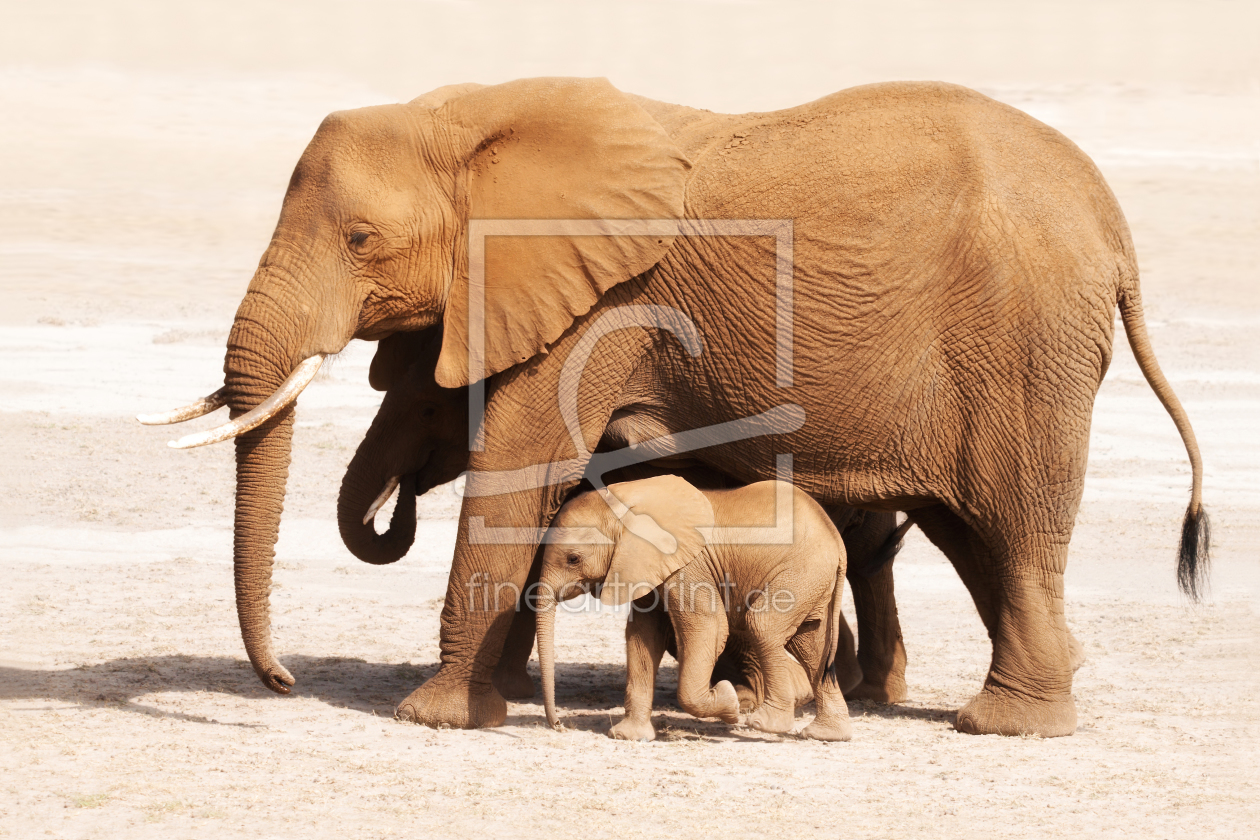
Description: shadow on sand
xmin=0 ymin=655 xmax=956 ymax=735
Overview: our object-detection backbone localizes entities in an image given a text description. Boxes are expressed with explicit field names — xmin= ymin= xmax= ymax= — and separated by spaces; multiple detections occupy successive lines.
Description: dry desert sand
xmin=1 ymin=2 xmax=1258 ymax=838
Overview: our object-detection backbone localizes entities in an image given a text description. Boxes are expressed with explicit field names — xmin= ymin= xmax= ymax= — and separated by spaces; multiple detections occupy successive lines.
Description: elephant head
xmin=535 ymin=476 xmax=713 ymax=728
xmin=337 ymin=329 xmax=470 ymax=566
xmin=139 ymin=78 xmax=691 ymax=694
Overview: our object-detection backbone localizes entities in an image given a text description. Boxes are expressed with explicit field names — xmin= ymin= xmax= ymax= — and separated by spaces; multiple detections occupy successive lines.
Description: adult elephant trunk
xmin=338 ymin=463 xmax=418 ymax=565
xmin=222 ymin=287 xmax=304 ymax=694
xmin=536 ymin=590 xmax=560 ymax=728
xmin=221 ymin=273 xmax=356 ymax=694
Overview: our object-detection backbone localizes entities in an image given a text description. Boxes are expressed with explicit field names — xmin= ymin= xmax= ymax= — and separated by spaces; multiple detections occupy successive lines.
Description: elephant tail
xmin=820 ymin=557 xmax=848 ymax=691
xmin=1117 ymin=278 xmax=1210 ymax=600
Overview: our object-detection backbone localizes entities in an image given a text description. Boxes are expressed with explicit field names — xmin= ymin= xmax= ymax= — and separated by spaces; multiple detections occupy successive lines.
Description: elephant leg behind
xmin=828 ymin=507 xmax=908 ymax=703
xmin=713 ymin=634 xmax=814 ymax=713
xmin=490 ymin=552 xmax=543 ymax=701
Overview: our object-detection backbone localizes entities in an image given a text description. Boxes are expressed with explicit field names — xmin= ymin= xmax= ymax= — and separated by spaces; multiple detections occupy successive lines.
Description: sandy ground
xmin=2 ymin=2 xmax=1258 ymax=838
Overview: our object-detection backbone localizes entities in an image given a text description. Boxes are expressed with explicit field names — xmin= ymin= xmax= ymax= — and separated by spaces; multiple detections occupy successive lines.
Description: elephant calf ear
xmin=434 ymin=77 xmax=691 ymax=389
xmin=600 ymin=475 xmax=715 ymax=607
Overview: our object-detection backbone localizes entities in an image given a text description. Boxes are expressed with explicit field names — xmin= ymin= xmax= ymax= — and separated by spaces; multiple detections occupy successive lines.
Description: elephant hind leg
xmin=844 ymin=559 xmax=907 ymax=703
xmin=741 ymin=613 xmax=802 ymax=735
xmin=910 ymin=504 xmax=1077 ymax=737
xmin=787 ymin=620 xmax=853 ymax=742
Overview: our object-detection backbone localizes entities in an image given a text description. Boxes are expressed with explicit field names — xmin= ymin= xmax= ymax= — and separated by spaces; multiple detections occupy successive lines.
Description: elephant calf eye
xmin=566 ymin=553 xmax=581 ymax=566
xmin=349 ymin=231 xmax=370 ymax=248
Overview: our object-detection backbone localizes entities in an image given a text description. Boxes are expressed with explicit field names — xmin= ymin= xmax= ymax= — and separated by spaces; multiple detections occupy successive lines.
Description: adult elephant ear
xmin=432 ymin=77 xmax=690 ymax=388
xmin=600 ymin=475 xmax=714 ymax=607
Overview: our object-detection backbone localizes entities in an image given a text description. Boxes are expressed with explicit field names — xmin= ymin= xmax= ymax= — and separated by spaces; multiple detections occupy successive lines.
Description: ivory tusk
xmin=137 ymin=387 xmax=228 ymax=425
xmin=168 ymin=355 xmax=325 ymax=450
xmin=363 ymin=476 xmax=401 ymax=525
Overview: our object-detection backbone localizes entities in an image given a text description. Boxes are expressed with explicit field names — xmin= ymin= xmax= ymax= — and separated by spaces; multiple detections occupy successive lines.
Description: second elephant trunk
xmin=338 ymin=466 xmax=419 ymax=565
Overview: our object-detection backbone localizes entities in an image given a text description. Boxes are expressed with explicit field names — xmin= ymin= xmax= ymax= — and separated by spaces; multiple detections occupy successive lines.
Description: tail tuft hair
xmin=1177 ymin=506 xmax=1211 ymax=602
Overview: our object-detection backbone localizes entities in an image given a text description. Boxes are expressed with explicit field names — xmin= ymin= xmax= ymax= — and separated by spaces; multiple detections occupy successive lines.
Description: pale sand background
xmin=1 ymin=2 xmax=1258 ymax=837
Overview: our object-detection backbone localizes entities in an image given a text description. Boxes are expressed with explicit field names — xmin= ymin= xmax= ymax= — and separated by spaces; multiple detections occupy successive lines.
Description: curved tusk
xmin=363 ymin=476 xmax=402 ymax=526
xmin=168 ymin=355 xmax=325 ymax=450
xmin=137 ymin=387 xmax=229 ymax=425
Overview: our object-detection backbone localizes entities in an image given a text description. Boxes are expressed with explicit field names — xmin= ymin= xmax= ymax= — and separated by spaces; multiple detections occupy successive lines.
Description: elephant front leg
xmin=491 ymin=549 xmax=543 ymax=701
xmin=610 ymin=600 xmax=670 ymax=741
xmin=673 ymin=613 xmax=741 ymax=725
xmin=396 ymin=484 xmax=568 ymax=729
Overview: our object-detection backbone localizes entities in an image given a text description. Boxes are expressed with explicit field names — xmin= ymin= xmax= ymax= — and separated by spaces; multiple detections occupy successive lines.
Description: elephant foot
xmin=395 ymin=672 xmax=507 ymax=729
xmin=843 ymin=673 xmax=907 ymax=704
xmin=800 ymin=714 xmax=852 ymax=742
xmin=609 ymin=717 xmax=657 ymax=742
xmin=745 ymin=703 xmax=795 ymax=735
xmin=735 ymin=683 xmax=758 ymax=713
xmin=491 ymin=663 xmax=536 ymax=701
xmin=954 ymin=685 xmax=1076 ymax=738
xmin=1068 ymin=632 xmax=1087 ymax=673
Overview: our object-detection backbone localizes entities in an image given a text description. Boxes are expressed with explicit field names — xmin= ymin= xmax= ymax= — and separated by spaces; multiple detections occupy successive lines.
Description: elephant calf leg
xmin=742 ymin=616 xmax=801 ymax=735
xmin=674 ymin=616 xmax=740 ymax=725
xmin=787 ymin=620 xmax=853 ymax=742
xmin=610 ymin=605 xmax=669 ymax=741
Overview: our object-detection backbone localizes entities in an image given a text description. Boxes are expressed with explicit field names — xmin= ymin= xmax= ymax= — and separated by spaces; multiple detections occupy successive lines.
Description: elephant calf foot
xmin=745 ymin=702 xmax=796 ymax=735
xmin=954 ymin=684 xmax=1076 ymax=738
xmin=680 ymin=680 xmax=741 ymax=724
xmin=609 ymin=717 xmax=657 ymax=742
xmin=491 ymin=664 xmax=536 ymax=701
xmin=800 ymin=714 xmax=852 ymax=742
xmin=735 ymin=683 xmax=758 ymax=713
xmin=395 ymin=674 xmax=507 ymax=730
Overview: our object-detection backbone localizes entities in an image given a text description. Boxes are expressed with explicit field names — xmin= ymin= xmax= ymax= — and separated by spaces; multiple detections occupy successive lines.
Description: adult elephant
xmin=141 ymin=77 xmax=1207 ymax=737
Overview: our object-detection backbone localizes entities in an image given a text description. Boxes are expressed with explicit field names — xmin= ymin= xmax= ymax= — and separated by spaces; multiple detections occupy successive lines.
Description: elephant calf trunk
xmin=536 ymin=595 xmax=561 ymax=728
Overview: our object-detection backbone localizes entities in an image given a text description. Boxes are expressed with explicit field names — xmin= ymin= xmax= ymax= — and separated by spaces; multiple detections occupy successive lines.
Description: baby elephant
xmin=537 ymin=475 xmax=852 ymax=742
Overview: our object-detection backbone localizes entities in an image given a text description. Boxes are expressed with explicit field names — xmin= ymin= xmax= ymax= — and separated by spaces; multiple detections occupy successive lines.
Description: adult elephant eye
xmin=349 ymin=230 xmax=371 ymax=251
